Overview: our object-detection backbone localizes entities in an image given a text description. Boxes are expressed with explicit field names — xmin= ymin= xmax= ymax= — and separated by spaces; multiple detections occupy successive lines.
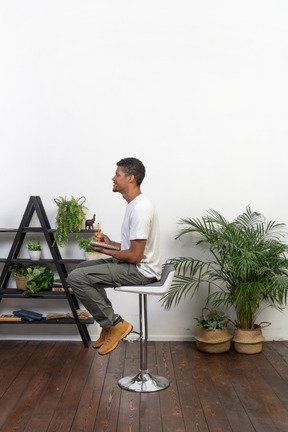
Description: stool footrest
xmin=123 ymin=331 xmax=141 ymax=342
xmin=118 ymin=370 xmax=170 ymax=392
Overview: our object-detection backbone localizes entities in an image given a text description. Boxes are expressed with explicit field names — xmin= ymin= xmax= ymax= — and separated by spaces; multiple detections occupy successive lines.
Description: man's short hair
xmin=117 ymin=157 xmax=146 ymax=186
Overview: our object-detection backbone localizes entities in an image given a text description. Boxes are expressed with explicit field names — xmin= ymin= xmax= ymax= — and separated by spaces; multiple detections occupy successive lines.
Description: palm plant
xmin=162 ymin=207 xmax=288 ymax=329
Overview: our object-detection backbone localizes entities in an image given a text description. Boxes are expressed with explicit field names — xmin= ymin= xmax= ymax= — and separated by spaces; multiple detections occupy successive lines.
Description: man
xmin=67 ymin=157 xmax=162 ymax=355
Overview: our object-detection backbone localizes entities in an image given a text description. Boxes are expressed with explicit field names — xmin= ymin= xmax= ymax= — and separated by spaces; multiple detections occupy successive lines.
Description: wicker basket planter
xmin=14 ymin=275 xmax=26 ymax=291
xmin=233 ymin=324 xmax=268 ymax=354
xmin=195 ymin=327 xmax=233 ymax=353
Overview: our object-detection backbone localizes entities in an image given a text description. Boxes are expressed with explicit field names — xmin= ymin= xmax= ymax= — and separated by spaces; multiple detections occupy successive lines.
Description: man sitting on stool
xmin=67 ymin=157 xmax=162 ymax=355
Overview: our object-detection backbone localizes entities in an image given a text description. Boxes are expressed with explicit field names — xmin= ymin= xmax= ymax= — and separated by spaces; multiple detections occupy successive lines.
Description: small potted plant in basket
xmin=194 ymin=308 xmax=232 ymax=353
xmin=26 ymin=240 xmax=42 ymax=260
xmin=9 ymin=263 xmax=54 ymax=296
xmin=9 ymin=263 xmax=28 ymax=291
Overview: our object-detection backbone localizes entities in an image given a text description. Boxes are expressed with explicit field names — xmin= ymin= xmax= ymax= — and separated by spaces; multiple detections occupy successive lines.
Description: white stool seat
xmin=115 ymin=265 xmax=175 ymax=393
xmin=115 ymin=265 xmax=175 ymax=295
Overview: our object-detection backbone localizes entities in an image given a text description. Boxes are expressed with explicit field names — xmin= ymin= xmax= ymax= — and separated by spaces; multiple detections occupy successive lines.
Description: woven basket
xmin=195 ymin=327 xmax=233 ymax=353
xmin=14 ymin=275 xmax=26 ymax=291
xmin=233 ymin=325 xmax=266 ymax=354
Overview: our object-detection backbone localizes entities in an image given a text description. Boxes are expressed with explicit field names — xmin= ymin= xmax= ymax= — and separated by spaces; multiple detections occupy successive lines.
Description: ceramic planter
xmin=29 ymin=250 xmax=41 ymax=260
xmin=195 ymin=327 xmax=233 ymax=353
xmin=85 ymin=252 xmax=102 ymax=260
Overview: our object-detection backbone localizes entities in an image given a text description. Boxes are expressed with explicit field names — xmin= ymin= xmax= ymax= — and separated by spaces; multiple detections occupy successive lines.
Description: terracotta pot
xmin=195 ymin=327 xmax=233 ymax=353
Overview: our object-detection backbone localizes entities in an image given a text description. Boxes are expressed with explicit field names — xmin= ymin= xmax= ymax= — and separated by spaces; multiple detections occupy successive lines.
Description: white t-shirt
xmin=121 ymin=194 xmax=162 ymax=280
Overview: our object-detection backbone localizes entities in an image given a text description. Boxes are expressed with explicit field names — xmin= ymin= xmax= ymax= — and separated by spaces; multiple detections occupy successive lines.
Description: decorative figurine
xmin=85 ymin=214 xmax=96 ymax=230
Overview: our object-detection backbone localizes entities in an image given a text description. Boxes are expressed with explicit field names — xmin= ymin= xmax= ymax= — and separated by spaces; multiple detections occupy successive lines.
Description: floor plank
xmin=0 ymin=342 xmax=53 ymax=431
xmin=139 ymin=341 xmax=163 ymax=432
xmin=186 ymin=344 xmax=233 ymax=432
xmin=0 ymin=341 xmax=288 ymax=432
xmin=117 ymin=357 xmax=140 ymax=432
xmin=226 ymin=350 xmax=279 ymax=432
xmin=25 ymin=343 xmax=84 ymax=432
xmin=157 ymin=341 xmax=186 ymax=432
xmin=70 ymin=351 xmax=109 ymax=432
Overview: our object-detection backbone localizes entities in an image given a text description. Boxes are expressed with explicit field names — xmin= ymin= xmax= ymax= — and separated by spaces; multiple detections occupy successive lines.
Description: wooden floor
xmin=0 ymin=340 xmax=288 ymax=432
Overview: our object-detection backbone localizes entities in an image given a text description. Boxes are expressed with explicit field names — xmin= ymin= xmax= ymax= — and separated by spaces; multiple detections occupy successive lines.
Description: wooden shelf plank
xmin=0 ymin=258 xmax=84 ymax=264
xmin=0 ymin=317 xmax=94 ymax=324
xmin=0 ymin=288 xmax=73 ymax=299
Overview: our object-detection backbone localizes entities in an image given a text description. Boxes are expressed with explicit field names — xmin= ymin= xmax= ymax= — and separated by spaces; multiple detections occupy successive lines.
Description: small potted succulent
xmin=77 ymin=237 xmax=102 ymax=260
xmin=26 ymin=240 xmax=42 ymax=260
xmin=194 ymin=308 xmax=232 ymax=353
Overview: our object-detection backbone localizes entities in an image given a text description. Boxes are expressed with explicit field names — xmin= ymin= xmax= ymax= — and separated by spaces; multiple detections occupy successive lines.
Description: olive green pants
xmin=67 ymin=258 xmax=155 ymax=328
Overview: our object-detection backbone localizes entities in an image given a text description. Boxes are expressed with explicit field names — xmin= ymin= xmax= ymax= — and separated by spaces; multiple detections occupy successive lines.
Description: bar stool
xmin=114 ymin=265 xmax=175 ymax=393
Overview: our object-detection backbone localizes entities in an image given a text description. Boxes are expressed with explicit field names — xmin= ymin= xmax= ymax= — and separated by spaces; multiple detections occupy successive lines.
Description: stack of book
xmin=13 ymin=310 xmax=43 ymax=321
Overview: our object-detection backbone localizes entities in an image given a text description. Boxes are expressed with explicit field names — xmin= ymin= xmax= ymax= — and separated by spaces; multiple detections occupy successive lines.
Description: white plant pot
xmin=85 ymin=252 xmax=102 ymax=260
xmin=29 ymin=250 xmax=42 ymax=261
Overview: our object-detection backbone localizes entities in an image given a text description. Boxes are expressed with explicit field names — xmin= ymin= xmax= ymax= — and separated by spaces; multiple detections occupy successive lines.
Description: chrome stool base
xmin=118 ymin=370 xmax=170 ymax=393
xmin=115 ymin=266 xmax=175 ymax=393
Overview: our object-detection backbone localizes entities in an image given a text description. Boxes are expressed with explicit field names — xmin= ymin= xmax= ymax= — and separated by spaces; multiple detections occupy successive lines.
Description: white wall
xmin=1 ymin=1 xmax=288 ymax=341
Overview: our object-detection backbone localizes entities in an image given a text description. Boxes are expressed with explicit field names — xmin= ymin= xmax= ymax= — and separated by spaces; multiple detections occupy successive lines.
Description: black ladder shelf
xmin=0 ymin=196 xmax=93 ymax=347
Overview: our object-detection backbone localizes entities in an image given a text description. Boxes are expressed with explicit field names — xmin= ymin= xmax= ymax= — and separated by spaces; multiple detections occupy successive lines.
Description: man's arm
xmin=90 ymin=238 xmax=146 ymax=264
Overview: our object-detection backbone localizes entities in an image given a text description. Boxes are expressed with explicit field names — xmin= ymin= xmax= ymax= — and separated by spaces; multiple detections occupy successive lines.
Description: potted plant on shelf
xmin=194 ymin=308 xmax=232 ymax=353
xmin=162 ymin=207 xmax=288 ymax=354
xmin=77 ymin=237 xmax=102 ymax=260
xmin=26 ymin=240 xmax=42 ymax=260
xmin=54 ymin=196 xmax=88 ymax=246
xmin=9 ymin=263 xmax=54 ymax=296
xmin=24 ymin=265 xmax=54 ymax=297
xmin=9 ymin=263 xmax=28 ymax=290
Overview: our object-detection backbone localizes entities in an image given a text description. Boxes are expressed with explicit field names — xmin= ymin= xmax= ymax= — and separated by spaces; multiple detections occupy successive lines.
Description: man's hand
xmin=88 ymin=233 xmax=121 ymax=253
xmin=88 ymin=236 xmax=146 ymax=264
xmin=94 ymin=232 xmax=110 ymax=244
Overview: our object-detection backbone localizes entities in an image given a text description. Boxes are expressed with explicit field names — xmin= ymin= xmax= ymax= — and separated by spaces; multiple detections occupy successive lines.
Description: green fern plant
xmin=77 ymin=237 xmax=100 ymax=253
xmin=26 ymin=240 xmax=41 ymax=251
xmin=54 ymin=196 xmax=88 ymax=246
xmin=162 ymin=207 xmax=288 ymax=329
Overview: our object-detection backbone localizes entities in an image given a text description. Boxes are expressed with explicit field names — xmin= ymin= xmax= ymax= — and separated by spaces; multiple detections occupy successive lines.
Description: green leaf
xmin=162 ymin=206 xmax=288 ymax=329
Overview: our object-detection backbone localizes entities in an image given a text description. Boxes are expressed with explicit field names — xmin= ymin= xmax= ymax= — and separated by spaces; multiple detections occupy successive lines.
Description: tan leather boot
xmin=92 ymin=326 xmax=107 ymax=349
xmin=98 ymin=319 xmax=133 ymax=356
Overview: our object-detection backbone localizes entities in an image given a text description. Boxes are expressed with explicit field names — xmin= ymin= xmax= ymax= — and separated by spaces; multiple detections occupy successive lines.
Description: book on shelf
xmin=0 ymin=314 xmax=22 ymax=321
xmin=52 ymin=287 xmax=73 ymax=292
xmin=13 ymin=309 xmax=43 ymax=321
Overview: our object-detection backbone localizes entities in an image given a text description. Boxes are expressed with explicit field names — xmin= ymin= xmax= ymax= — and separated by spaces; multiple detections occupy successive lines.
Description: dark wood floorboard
xmin=0 ymin=341 xmax=288 ymax=432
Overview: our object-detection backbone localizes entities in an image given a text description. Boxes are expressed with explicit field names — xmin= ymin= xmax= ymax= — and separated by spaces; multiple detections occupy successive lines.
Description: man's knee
xmin=67 ymin=268 xmax=83 ymax=288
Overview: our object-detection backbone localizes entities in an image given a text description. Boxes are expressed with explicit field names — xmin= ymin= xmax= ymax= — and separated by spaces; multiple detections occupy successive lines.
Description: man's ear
xmin=128 ymin=174 xmax=135 ymax=184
